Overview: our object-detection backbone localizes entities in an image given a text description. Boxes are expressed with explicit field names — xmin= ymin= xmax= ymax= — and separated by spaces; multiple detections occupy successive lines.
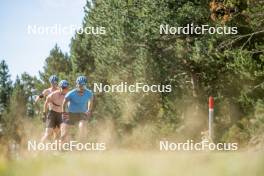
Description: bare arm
xmin=43 ymin=96 xmax=51 ymax=113
xmin=87 ymin=96 xmax=94 ymax=112
xmin=62 ymin=98 xmax=69 ymax=113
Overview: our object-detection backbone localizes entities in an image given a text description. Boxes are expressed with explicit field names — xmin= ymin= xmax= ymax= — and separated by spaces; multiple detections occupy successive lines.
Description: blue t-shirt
xmin=65 ymin=88 xmax=93 ymax=113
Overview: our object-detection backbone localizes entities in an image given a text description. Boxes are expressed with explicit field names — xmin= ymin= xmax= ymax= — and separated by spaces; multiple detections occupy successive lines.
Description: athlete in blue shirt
xmin=61 ymin=76 xmax=93 ymax=141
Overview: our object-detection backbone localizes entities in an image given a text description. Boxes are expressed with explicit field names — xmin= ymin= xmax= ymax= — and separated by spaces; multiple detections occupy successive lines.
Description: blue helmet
xmin=49 ymin=75 xmax=58 ymax=84
xmin=59 ymin=80 xmax=69 ymax=88
xmin=76 ymin=76 xmax=87 ymax=85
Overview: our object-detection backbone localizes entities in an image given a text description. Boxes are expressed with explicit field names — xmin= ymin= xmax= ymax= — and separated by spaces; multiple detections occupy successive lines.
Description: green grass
xmin=1 ymin=151 xmax=263 ymax=176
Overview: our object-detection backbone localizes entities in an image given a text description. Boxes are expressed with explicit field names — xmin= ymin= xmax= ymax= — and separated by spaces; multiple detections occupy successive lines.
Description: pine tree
xmin=0 ymin=60 xmax=12 ymax=117
xmin=39 ymin=44 xmax=72 ymax=86
xmin=1 ymin=76 xmax=26 ymax=144
xmin=20 ymin=73 xmax=38 ymax=117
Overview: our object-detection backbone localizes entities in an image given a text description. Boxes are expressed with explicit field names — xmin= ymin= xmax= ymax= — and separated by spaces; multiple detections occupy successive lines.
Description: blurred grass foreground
xmin=0 ymin=151 xmax=263 ymax=176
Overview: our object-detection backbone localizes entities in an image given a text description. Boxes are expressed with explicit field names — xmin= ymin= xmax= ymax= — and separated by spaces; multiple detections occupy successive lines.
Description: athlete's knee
xmin=79 ymin=120 xmax=86 ymax=129
xmin=45 ymin=128 xmax=53 ymax=136
xmin=41 ymin=128 xmax=53 ymax=142
xmin=61 ymin=123 xmax=67 ymax=131
xmin=60 ymin=124 xmax=68 ymax=139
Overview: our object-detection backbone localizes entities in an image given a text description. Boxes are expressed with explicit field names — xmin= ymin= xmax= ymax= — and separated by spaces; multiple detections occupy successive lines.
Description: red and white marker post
xmin=208 ymin=96 xmax=214 ymax=140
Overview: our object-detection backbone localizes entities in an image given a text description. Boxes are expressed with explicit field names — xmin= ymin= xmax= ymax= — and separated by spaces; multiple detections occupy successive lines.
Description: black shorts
xmin=63 ymin=113 xmax=87 ymax=125
xmin=46 ymin=110 xmax=62 ymax=128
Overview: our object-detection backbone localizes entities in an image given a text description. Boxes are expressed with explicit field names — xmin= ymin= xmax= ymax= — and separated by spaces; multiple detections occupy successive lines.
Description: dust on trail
xmin=2 ymin=100 xmax=220 ymax=156
xmin=0 ymin=111 xmax=263 ymax=176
